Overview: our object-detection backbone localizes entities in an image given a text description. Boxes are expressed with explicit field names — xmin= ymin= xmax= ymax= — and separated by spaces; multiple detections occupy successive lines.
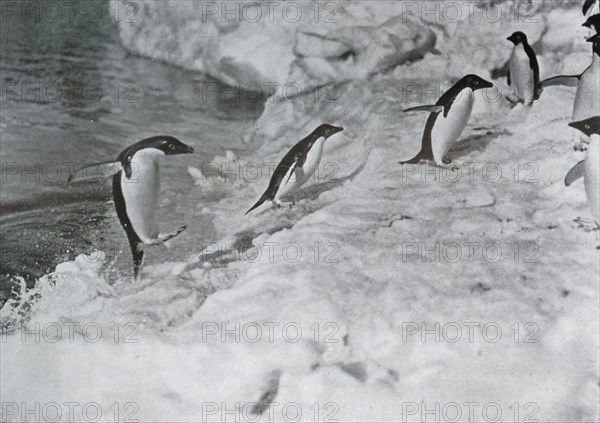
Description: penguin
xmin=539 ymin=33 xmax=599 ymax=148
xmin=565 ymin=116 xmax=600 ymax=227
xmin=69 ymin=136 xmax=194 ymax=279
xmin=399 ymin=74 xmax=493 ymax=167
xmin=245 ymin=124 xmax=343 ymax=215
xmin=507 ymin=31 xmax=540 ymax=105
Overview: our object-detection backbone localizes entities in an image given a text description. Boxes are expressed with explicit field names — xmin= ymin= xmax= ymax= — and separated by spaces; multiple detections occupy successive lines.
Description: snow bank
xmin=2 ymin=1 xmax=599 ymax=422
xmin=117 ymin=0 xmax=437 ymax=94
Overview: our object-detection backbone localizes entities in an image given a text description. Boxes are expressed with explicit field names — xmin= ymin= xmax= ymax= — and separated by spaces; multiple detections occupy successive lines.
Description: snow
xmin=2 ymin=1 xmax=599 ymax=422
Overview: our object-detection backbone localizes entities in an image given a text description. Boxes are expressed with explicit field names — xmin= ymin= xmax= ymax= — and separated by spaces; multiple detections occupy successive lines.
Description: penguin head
xmin=507 ymin=31 xmax=527 ymax=45
xmin=582 ymin=13 xmax=600 ymax=31
xmin=569 ymin=116 xmax=600 ymax=136
xmin=462 ymin=74 xmax=494 ymax=91
xmin=587 ymin=33 xmax=600 ymax=55
xmin=314 ymin=124 xmax=344 ymax=139
xmin=139 ymin=136 xmax=195 ymax=156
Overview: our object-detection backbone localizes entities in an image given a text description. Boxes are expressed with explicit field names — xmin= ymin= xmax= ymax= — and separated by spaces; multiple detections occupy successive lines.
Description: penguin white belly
xmin=573 ymin=64 xmax=599 ymax=121
xmin=584 ymin=136 xmax=600 ymax=225
xmin=275 ymin=137 xmax=325 ymax=201
xmin=121 ymin=150 xmax=162 ymax=243
xmin=431 ymin=90 xmax=474 ymax=163
xmin=510 ymin=46 xmax=535 ymax=103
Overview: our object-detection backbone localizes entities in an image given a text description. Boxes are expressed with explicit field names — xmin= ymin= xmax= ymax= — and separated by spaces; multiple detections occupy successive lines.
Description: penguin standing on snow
xmin=565 ymin=116 xmax=600 ymax=227
xmin=507 ymin=31 xmax=540 ymax=105
xmin=245 ymin=124 xmax=344 ymax=215
xmin=399 ymin=74 xmax=493 ymax=167
xmin=539 ymin=26 xmax=599 ymax=148
xmin=69 ymin=136 xmax=194 ymax=280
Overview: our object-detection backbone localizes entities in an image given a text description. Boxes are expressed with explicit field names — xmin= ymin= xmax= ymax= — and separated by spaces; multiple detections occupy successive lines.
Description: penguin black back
xmin=507 ymin=31 xmax=540 ymax=101
xmin=113 ymin=171 xmax=145 ymax=279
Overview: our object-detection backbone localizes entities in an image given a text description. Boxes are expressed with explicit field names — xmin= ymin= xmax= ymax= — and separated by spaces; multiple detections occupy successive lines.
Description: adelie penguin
xmin=565 ymin=116 xmax=600 ymax=227
xmin=245 ymin=124 xmax=344 ymax=215
xmin=69 ymin=136 xmax=195 ymax=280
xmin=399 ymin=74 xmax=493 ymax=167
xmin=506 ymin=31 xmax=540 ymax=105
xmin=539 ymin=30 xmax=600 ymax=148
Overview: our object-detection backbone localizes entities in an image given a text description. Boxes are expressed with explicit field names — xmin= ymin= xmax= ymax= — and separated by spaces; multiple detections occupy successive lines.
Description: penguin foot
xmin=274 ymin=201 xmax=294 ymax=209
xmin=147 ymin=225 xmax=187 ymax=246
xmin=573 ymin=142 xmax=588 ymax=152
xmin=435 ymin=162 xmax=460 ymax=172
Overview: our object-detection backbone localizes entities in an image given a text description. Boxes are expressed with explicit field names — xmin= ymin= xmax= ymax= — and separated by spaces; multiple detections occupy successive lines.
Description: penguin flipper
xmin=403 ymin=105 xmax=444 ymax=114
xmin=565 ymin=160 xmax=586 ymax=186
xmin=146 ymin=226 xmax=187 ymax=246
xmin=539 ymin=75 xmax=580 ymax=89
xmin=583 ymin=0 xmax=595 ymax=15
xmin=507 ymin=70 xmax=511 ymax=86
xmin=68 ymin=161 xmax=122 ymax=183
xmin=245 ymin=192 xmax=271 ymax=215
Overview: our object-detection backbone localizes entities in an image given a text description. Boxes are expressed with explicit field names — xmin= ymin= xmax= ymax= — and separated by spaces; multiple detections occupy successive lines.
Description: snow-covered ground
xmin=2 ymin=1 xmax=599 ymax=422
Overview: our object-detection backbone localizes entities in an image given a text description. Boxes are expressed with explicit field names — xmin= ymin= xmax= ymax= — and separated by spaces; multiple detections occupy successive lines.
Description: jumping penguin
xmin=69 ymin=136 xmax=194 ymax=280
xmin=399 ymin=74 xmax=493 ymax=167
xmin=507 ymin=31 xmax=541 ymax=105
xmin=245 ymin=124 xmax=343 ymax=215
xmin=565 ymin=116 xmax=600 ymax=227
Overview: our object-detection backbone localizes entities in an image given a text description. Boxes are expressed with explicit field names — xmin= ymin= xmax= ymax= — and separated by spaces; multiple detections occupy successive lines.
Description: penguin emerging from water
xmin=539 ymin=32 xmax=599 ymax=148
xmin=399 ymin=74 xmax=493 ymax=167
xmin=565 ymin=116 xmax=600 ymax=227
xmin=69 ymin=136 xmax=194 ymax=280
xmin=507 ymin=31 xmax=540 ymax=105
xmin=245 ymin=124 xmax=343 ymax=215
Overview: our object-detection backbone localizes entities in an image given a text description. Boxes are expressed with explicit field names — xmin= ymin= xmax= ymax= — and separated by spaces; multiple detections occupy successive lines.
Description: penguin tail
xmin=245 ymin=192 xmax=271 ymax=215
xmin=399 ymin=150 xmax=432 ymax=165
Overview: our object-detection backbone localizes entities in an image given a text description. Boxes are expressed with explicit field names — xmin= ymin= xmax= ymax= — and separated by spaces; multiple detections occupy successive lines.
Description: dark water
xmin=0 ymin=0 xmax=265 ymax=302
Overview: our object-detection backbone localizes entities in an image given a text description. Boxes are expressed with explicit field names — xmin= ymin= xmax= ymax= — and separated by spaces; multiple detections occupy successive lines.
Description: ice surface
xmin=2 ymin=1 xmax=599 ymax=422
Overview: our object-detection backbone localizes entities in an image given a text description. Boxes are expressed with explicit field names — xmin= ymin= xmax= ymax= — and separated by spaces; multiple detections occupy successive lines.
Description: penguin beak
xmin=481 ymin=79 xmax=494 ymax=89
xmin=569 ymin=122 xmax=585 ymax=133
xmin=329 ymin=126 xmax=344 ymax=137
xmin=185 ymin=146 xmax=195 ymax=154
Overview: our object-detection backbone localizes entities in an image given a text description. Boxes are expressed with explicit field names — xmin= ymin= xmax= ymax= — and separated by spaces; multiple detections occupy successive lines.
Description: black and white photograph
xmin=1 ymin=0 xmax=599 ymax=422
